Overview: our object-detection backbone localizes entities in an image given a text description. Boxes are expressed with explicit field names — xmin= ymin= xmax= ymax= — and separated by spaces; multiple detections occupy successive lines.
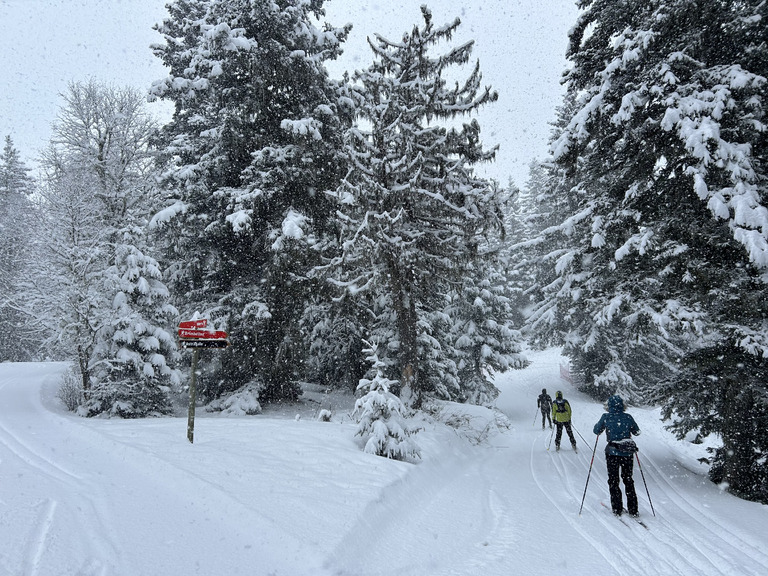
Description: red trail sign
xmin=178 ymin=328 xmax=228 ymax=340
xmin=178 ymin=319 xmax=208 ymax=329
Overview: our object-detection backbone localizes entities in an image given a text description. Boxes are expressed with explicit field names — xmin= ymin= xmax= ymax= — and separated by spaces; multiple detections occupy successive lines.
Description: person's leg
xmin=555 ymin=422 xmax=563 ymax=449
xmin=606 ymin=455 xmax=623 ymax=514
xmin=565 ymin=421 xmax=577 ymax=448
xmin=541 ymin=409 xmax=546 ymax=429
xmin=620 ymin=456 xmax=639 ymax=515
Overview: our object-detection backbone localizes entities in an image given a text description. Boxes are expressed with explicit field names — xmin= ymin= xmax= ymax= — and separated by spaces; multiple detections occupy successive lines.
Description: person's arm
xmin=593 ymin=414 xmax=606 ymax=435
xmin=630 ymin=415 xmax=641 ymax=436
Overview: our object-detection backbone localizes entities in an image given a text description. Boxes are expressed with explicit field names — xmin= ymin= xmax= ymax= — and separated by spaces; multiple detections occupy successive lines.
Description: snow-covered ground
xmin=1 ymin=349 xmax=766 ymax=576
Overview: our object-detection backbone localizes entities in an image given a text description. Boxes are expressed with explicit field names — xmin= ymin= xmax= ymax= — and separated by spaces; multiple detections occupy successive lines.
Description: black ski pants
xmin=540 ymin=408 xmax=552 ymax=428
xmin=554 ymin=420 xmax=576 ymax=448
xmin=606 ymin=454 xmax=638 ymax=515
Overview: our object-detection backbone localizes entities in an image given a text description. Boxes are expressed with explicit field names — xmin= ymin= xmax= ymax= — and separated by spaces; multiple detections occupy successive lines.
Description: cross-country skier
xmin=537 ymin=388 xmax=553 ymax=429
xmin=593 ymin=395 xmax=641 ymax=517
xmin=552 ymin=391 xmax=577 ymax=451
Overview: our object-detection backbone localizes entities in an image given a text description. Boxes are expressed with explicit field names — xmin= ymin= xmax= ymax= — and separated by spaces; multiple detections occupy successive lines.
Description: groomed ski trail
xmin=1 ymin=352 xmax=767 ymax=576
xmin=516 ymin=350 xmax=768 ymax=576
xmin=0 ymin=363 xmax=326 ymax=576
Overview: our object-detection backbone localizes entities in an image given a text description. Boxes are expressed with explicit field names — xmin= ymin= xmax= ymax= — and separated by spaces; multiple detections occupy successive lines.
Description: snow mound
xmin=205 ymin=382 xmax=262 ymax=416
xmin=424 ymin=399 xmax=512 ymax=445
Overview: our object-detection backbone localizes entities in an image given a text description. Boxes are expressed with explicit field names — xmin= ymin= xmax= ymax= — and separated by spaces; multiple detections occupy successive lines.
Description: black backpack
xmin=555 ymin=399 xmax=567 ymax=413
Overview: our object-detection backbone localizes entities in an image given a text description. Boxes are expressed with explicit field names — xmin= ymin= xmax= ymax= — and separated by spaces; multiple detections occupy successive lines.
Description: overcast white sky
xmin=0 ymin=0 xmax=578 ymax=186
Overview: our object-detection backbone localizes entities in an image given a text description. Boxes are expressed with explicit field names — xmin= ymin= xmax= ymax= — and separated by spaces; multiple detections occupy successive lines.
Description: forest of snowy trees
xmin=0 ymin=0 xmax=766 ymax=502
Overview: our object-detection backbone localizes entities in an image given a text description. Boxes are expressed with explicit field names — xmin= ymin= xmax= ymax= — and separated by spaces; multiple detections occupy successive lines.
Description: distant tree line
xmin=1 ymin=0 xmax=766 ymax=499
xmin=1 ymin=4 xmax=521 ymax=439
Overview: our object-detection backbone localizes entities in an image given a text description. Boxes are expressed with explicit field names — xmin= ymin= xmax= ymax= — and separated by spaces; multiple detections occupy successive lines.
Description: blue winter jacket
xmin=593 ymin=395 xmax=640 ymax=457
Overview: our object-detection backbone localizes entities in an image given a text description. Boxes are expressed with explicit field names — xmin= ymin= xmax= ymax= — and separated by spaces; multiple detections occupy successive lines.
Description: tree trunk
xmin=77 ymin=344 xmax=91 ymax=399
xmin=385 ymin=252 xmax=420 ymax=408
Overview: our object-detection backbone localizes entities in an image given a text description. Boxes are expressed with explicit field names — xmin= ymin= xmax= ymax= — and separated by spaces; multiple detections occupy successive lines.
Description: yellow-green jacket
xmin=552 ymin=397 xmax=572 ymax=423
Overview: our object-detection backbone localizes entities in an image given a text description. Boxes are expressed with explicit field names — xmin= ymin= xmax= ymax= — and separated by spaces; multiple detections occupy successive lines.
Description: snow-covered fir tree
xmin=448 ymin=271 xmax=526 ymax=406
xmin=328 ymin=6 xmax=522 ymax=408
xmin=149 ymin=0 xmax=352 ymax=404
xmin=26 ymin=81 xmax=180 ymax=417
xmin=531 ymin=0 xmax=768 ymax=501
xmin=354 ymin=342 xmax=420 ymax=460
xmin=452 ymin=180 xmax=527 ymax=406
xmin=502 ymin=163 xmax=548 ymax=339
xmin=0 ymin=136 xmax=38 ymax=361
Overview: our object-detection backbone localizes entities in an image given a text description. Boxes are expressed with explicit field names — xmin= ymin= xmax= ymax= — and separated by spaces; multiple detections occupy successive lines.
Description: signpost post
xmin=187 ymin=349 xmax=199 ymax=443
xmin=178 ymin=319 xmax=229 ymax=443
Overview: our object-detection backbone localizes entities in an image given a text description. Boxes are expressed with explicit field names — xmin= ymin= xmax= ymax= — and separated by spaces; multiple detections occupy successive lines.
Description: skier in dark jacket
xmin=552 ymin=391 xmax=577 ymax=451
xmin=593 ymin=395 xmax=641 ymax=517
xmin=537 ymin=388 xmax=553 ymax=429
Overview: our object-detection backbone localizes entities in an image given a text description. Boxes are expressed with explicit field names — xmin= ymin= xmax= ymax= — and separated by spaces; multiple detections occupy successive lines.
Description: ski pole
xmin=533 ymin=407 xmax=539 ymax=427
xmin=635 ymin=452 xmax=656 ymax=517
xmin=572 ymin=423 xmax=593 ymax=451
xmin=579 ymin=433 xmax=601 ymax=515
xmin=546 ymin=422 xmax=556 ymax=450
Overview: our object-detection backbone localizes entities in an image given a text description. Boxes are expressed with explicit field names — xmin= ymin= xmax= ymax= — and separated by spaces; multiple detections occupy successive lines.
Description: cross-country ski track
xmin=0 ymin=350 xmax=766 ymax=576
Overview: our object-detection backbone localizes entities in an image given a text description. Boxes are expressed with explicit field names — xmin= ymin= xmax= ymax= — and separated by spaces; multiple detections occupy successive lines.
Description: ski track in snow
xmin=529 ymin=435 xmax=622 ymax=576
xmin=637 ymin=454 xmax=768 ymax=574
xmin=1 ymin=353 xmax=767 ymax=576
xmin=503 ymin=350 xmax=768 ymax=576
xmin=22 ymin=499 xmax=57 ymax=576
xmin=0 ymin=364 xmax=120 ymax=576
xmin=0 ymin=418 xmax=82 ymax=483
xmin=521 ymin=368 xmax=768 ymax=576
xmin=537 ymin=437 xmax=710 ymax=576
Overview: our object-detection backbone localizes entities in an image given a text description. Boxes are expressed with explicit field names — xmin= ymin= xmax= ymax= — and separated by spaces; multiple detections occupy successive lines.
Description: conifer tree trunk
xmin=386 ymin=252 xmax=419 ymax=407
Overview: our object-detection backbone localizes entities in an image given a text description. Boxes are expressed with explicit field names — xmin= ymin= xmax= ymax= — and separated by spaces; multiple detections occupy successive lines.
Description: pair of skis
xmin=600 ymin=502 xmax=649 ymax=530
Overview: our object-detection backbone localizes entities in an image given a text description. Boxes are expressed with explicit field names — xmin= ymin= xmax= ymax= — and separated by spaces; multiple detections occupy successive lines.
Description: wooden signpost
xmin=178 ymin=319 xmax=229 ymax=443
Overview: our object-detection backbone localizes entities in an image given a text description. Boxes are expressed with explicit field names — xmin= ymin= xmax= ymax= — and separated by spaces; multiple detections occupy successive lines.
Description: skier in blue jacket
xmin=593 ymin=395 xmax=641 ymax=517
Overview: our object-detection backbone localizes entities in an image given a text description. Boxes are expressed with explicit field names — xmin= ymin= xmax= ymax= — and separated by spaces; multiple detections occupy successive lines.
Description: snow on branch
xmin=149 ymin=200 xmax=186 ymax=228
xmin=281 ymin=118 xmax=323 ymax=140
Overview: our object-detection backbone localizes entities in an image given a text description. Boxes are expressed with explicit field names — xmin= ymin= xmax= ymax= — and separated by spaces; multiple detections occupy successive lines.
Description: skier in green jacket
xmin=551 ymin=391 xmax=577 ymax=452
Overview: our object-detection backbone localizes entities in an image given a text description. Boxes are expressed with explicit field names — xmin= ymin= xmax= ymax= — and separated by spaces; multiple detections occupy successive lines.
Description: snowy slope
xmin=0 ymin=351 xmax=766 ymax=576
